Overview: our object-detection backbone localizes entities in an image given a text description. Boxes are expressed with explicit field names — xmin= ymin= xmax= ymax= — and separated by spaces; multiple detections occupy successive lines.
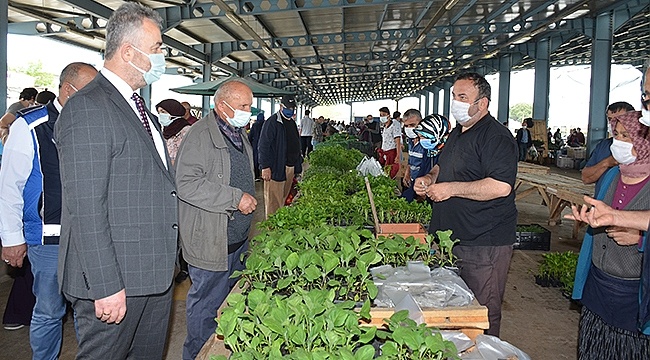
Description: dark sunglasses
xmin=643 ymin=93 xmax=650 ymax=110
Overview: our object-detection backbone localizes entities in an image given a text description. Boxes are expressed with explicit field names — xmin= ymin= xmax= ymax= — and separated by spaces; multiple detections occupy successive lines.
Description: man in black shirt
xmin=414 ymin=72 xmax=518 ymax=337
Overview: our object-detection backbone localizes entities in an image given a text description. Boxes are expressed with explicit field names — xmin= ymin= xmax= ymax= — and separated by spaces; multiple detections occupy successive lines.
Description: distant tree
xmin=509 ymin=103 xmax=533 ymax=123
xmin=11 ymin=60 xmax=56 ymax=88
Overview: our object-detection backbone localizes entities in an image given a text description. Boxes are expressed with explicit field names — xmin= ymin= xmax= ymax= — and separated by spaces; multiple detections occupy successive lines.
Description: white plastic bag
xmin=371 ymin=262 xmax=474 ymax=308
xmin=461 ymin=334 xmax=531 ymax=360
xmin=356 ymin=156 xmax=384 ymax=177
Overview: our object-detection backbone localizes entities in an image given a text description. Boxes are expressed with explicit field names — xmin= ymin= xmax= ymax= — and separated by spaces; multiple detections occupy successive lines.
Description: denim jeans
xmin=28 ymin=245 xmax=67 ymax=360
xmin=182 ymin=241 xmax=248 ymax=360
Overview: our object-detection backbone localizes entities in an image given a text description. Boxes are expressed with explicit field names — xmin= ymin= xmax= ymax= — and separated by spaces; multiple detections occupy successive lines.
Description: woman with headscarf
xmin=572 ymin=110 xmax=650 ymax=359
xmin=156 ymin=99 xmax=190 ymax=165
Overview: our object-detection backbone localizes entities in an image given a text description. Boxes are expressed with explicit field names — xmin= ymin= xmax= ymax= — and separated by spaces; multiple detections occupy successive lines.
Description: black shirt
xmin=283 ymin=116 xmax=301 ymax=166
xmin=429 ymin=113 xmax=518 ymax=246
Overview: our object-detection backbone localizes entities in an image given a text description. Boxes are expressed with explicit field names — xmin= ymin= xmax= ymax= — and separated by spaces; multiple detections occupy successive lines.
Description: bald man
xmin=175 ymin=79 xmax=257 ymax=359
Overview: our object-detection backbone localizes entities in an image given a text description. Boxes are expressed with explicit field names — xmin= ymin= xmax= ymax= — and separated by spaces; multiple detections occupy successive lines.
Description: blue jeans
xmin=28 ymin=245 xmax=67 ymax=360
xmin=518 ymin=142 xmax=528 ymax=161
xmin=182 ymin=241 xmax=248 ymax=360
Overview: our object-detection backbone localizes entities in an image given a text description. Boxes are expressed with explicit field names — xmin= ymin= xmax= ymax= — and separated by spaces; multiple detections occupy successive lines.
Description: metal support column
xmin=0 ymin=4 xmax=7 ymax=113
xmin=498 ymin=55 xmax=512 ymax=126
xmin=202 ymin=44 xmax=212 ymax=117
xmin=587 ymin=12 xmax=613 ymax=153
xmin=140 ymin=86 xmax=152 ymax=109
xmin=432 ymin=87 xmax=440 ymax=114
xmin=532 ymin=39 xmax=551 ymax=122
xmin=424 ymin=92 xmax=430 ymax=116
xmin=257 ymin=98 xmax=262 ymax=116
xmin=443 ymin=82 xmax=452 ymax=120
xmin=348 ymin=103 xmax=353 ymax=123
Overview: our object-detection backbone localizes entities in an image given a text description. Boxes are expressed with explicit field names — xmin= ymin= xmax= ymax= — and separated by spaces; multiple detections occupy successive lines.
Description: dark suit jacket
xmin=56 ymin=73 xmax=178 ymax=299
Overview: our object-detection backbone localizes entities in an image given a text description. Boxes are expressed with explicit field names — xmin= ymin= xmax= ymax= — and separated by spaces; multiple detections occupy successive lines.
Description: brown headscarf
xmin=609 ymin=111 xmax=650 ymax=178
xmin=156 ymin=99 xmax=190 ymax=140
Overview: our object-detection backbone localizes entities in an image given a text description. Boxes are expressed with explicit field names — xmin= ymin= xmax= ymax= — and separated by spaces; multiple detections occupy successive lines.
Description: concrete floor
xmin=0 ymin=166 xmax=588 ymax=359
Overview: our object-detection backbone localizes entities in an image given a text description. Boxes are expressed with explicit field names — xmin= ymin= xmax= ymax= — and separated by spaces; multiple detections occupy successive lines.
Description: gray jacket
xmin=175 ymin=111 xmax=254 ymax=271
xmin=57 ymin=73 xmax=177 ymax=299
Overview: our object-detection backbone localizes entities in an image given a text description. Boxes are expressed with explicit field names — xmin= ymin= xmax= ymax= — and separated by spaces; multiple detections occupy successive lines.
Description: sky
xmin=6 ymin=34 xmax=644 ymax=133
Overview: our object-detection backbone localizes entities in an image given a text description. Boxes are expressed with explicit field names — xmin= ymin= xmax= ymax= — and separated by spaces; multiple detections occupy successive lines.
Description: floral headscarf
xmin=610 ymin=111 xmax=650 ymax=178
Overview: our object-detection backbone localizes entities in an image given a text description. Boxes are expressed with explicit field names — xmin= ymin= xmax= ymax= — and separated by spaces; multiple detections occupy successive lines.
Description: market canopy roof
xmin=5 ymin=0 xmax=650 ymax=107
xmin=170 ymin=76 xmax=292 ymax=97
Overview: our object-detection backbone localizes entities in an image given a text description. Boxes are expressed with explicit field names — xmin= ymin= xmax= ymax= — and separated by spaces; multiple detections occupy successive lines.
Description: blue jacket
xmin=572 ymin=166 xmax=650 ymax=334
xmin=258 ymin=112 xmax=302 ymax=181
xmin=16 ymin=102 xmax=61 ymax=245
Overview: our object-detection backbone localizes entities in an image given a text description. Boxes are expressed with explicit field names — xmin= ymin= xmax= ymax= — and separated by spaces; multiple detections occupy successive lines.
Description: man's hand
xmin=238 ymin=193 xmax=257 ymax=215
xmin=95 ymin=289 xmax=127 ymax=324
xmin=1 ymin=244 xmax=27 ymax=268
xmin=606 ymin=226 xmax=641 ymax=246
xmin=402 ymin=167 xmax=411 ymax=187
xmin=414 ymin=176 xmax=432 ymax=196
xmin=425 ymin=182 xmax=454 ymax=202
xmin=261 ymin=168 xmax=271 ymax=182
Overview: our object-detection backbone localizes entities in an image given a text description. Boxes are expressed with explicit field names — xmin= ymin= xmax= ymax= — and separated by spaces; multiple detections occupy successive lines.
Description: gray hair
xmin=59 ymin=62 xmax=95 ymax=87
xmin=104 ymin=2 xmax=163 ymax=60
xmin=214 ymin=80 xmax=251 ymax=104
xmin=403 ymin=108 xmax=422 ymax=121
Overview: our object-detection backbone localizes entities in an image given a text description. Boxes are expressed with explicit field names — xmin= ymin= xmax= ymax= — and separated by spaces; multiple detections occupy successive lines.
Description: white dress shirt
xmin=100 ymin=68 xmax=168 ymax=170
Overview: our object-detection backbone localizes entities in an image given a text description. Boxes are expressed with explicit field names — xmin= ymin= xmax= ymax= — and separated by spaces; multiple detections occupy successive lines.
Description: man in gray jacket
xmin=175 ymin=79 xmax=257 ymax=359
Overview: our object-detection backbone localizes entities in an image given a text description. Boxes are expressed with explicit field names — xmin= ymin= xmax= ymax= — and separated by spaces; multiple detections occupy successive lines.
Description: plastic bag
xmin=356 ymin=156 xmax=384 ymax=177
xmin=461 ymin=334 xmax=531 ymax=360
xmin=371 ymin=262 xmax=475 ymax=309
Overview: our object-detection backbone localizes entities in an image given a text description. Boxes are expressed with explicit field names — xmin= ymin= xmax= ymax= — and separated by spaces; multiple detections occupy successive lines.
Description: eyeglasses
xmin=642 ymin=93 xmax=650 ymax=110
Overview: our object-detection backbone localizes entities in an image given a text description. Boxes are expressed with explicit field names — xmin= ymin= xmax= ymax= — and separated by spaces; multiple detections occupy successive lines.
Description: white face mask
xmin=129 ymin=46 xmax=166 ymax=85
xmin=610 ymin=138 xmax=637 ymax=165
xmin=223 ymin=101 xmax=251 ymax=128
xmin=404 ymin=127 xmax=417 ymax=139
xmin=450 ymin=99 xmax=473 ymax=125
xmin=640 ymin=108 xmax=650 ymax=127
xmin=379 ymin=116 xmax=389 ymax=124
xmin=158 ymin=113 xmax=174 ymax=127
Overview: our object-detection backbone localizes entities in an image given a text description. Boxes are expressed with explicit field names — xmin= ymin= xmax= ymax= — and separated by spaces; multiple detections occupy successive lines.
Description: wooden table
xmin=517 ymin=162 xmax=550 ymax=175
xmin=361 ymin=301 xmax=489 ymax=341
xmin=515 ymin=172 xmax=594 ymax=238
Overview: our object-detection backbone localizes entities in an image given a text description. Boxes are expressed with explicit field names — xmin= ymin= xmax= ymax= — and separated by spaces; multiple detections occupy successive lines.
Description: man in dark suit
xmin=55 ymin=3 xmax=177 ymax=358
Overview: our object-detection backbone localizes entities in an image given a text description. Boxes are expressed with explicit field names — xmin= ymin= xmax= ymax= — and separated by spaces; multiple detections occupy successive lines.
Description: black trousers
xmin=300 ymin=136 xmax=313 ymax=157
xmin=453 ymin=244 xmax=513 ymax=337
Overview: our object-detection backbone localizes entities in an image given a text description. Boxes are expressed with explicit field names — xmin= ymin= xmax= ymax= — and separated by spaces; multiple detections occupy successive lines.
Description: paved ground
xmin=0 ymin=167 xmax=586 ymax=359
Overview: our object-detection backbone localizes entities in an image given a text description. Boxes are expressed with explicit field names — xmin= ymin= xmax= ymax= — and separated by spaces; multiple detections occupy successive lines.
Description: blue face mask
xmin=281 ymin=108 xmax=295 ymax=118
xmin=129 ymin=46 xmax=166 ymax=85
xmin=419 ymin=139 xmax=438 ymax=150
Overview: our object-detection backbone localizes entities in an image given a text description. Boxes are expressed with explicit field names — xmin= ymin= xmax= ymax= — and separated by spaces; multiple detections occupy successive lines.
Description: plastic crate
xmin=556 ymin=155 xmax=573 ymax=169
xmin=347 ymin=141 xmax=374 ymax=157
xmin=515 ymin=224 xmax=551 ymax=251
xmin=567 ymin=147 xmax=586 ymax=159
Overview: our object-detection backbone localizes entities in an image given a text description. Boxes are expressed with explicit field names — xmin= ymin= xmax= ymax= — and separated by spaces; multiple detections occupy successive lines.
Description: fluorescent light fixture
xmin=225 ymin=12 xmax=243 ymax=26
xmin=416 ymin=34 xmax=426 ymax=44
xmin=262 ymin=46 xmax=272 ymax=55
